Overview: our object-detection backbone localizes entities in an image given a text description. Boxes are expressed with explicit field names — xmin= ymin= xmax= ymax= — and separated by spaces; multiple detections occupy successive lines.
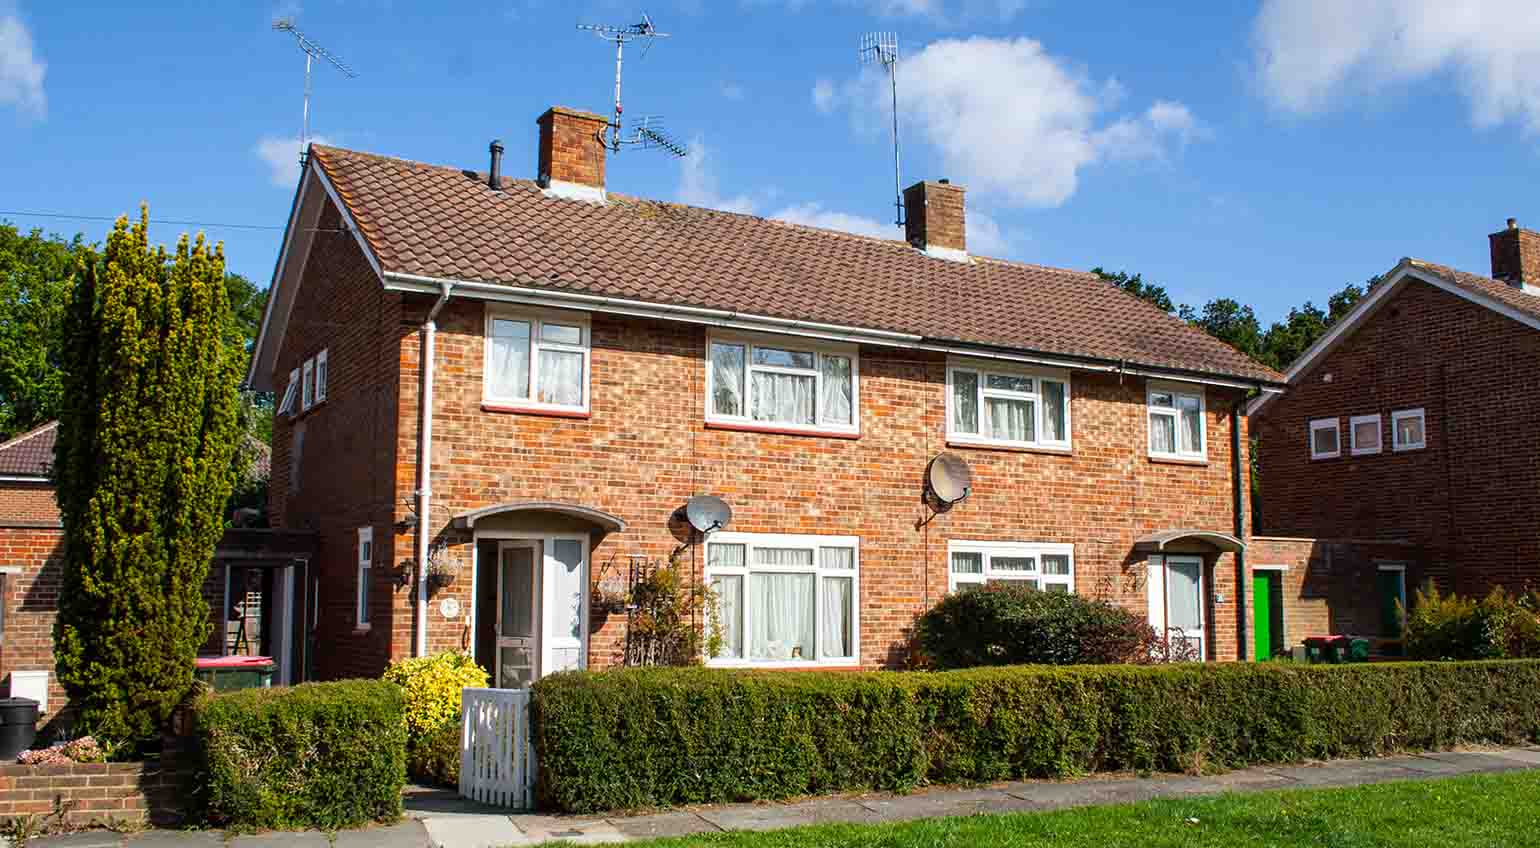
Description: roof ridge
xmin=0 ymin=420 xmax=58 ymax=454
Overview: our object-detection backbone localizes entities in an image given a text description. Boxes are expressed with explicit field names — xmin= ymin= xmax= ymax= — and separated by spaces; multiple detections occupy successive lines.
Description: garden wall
xmin=0 ymin=760 xmax=185 ymax=825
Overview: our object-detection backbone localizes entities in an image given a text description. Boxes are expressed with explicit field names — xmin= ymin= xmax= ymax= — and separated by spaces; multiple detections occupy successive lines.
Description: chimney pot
xmin=487 ymin=139 xmax=504 ymax=190
xmin=536 ymin=106 xmax=609 ymax=201
xmin=1490 ymin=217 xmax=1540 ymax=289
xmin=1509 ymin=217 xmax=1518 ymax=230
xmin=903 ymin=180 xmax=968 ymax=260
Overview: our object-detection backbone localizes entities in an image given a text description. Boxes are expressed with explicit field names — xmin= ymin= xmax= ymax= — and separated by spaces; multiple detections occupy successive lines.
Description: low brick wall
xmin=0 ymin=760 xmax=184 ymax=826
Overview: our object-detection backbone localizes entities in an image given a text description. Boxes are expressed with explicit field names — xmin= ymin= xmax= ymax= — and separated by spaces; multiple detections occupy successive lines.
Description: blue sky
xmin=3 ymin=1 xmax=1538 ymax=324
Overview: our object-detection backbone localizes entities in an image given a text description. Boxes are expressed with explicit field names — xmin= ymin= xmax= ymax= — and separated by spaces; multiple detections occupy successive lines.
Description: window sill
xmin=946 ymin=439 xmax=1071 ymax=456
xmin=706 ymin=660 xmax=862 ymax=670
xmin=1350 ymin=450 xmax=1382 ymax=457
xmin=1310 ymin=453 xmax=1340 ymax=461
xmin=481 ymin=403 xmax=591 ymax=420
xmin=353 ymin=624 xmax=372 ymax=634
xmin=1392 ymin=444 xmax=1426 ymax=453
xmin=1147 ymin=454 xmax=1208 ymax=467
xmin=705 ymin=420 xmax=860 ymax=440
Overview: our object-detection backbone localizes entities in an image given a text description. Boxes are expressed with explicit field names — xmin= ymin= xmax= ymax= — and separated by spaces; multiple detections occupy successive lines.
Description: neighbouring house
xmin=1249 ymin=219 xmax=1540 ymax=657
xmin=244 ymin=104 xmax=1284 ymax=687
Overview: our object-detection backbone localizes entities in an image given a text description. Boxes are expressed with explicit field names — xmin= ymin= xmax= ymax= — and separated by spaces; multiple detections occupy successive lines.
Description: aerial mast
xmin=860 ymin=32 xmax=903 ymax=227
xmin=272 ymin=17 xmax=358 ymax=167
xmin=576 ymin=13 xmax=687 ymax=157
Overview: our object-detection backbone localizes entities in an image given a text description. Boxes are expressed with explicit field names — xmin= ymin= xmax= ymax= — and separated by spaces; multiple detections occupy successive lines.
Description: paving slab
xmin=332 ymin=820 xmax=431 ymax=847
xmin=856 ymin=788 xmax=1017 ymax=822
xmin=694 ymin=804 xmax=822 ymax=832
xmin=793 ymin=797 xmax=894 ymax=825
xmin=1412 ymin=751 xmax=1533 ymax=774
xmin=606 ymin=811 xmax=719 ymax=840
xmin=512 ymin=814 xmax=627 ymax=844
xmin=228 ymin=831 xmax=330 ymax=847
xmin=29 ymin=834 xmax=123 ymax=848
xmin=1263 ymin=760 xmax=1422 ymax=788
xmin=422 ymin=814 xmax=528 ymax=848
xmin=124 ymin=832 xmax=225 ymax=847
xmin=1490 ymin=748 xmax=1540 ymax=766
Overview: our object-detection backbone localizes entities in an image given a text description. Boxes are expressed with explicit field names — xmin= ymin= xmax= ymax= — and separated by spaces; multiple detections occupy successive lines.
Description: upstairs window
xmin=315 ymin=348 xmax=328 ymax=404
xmin=301 ymin=358 xmax=315 ymax=411
xmin=948 ymin=541 xmax=1074 ymax=593
xmin=279 ymin=367 xmax=300 ymax=416
xmin=1148 ymin=383 xmax=1205 ymax=461
xmin=1310 ymin=418 xmax=1340 ymax=460
xmin=1392 ymin=408 xmax=1425 ymax=452
xmin=706 ymin=333 xmax=858 ymax=435
xmin=484 ymin=309 xmax=591 ymax=413
xmin=1350 ymin=414 xmax=1382 ymax=456
xmin=946 ymin=362 xmax=1070 ymax=450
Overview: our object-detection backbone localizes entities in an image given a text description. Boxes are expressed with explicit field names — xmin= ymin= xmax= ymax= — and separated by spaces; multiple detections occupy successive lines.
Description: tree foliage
xmin=53 ymin=209 xmax=243 ymax=743
xmin=0 ymin=224 xmax=93 ymax=439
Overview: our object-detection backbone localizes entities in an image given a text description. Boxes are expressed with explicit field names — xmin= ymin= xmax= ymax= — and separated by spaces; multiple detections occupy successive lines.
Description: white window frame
xmin=482 ymin=307 xmax=592 ymax=414
xmin=947 ymin=540 xmax=1075 ymax=593
xmin=1391 ymin=408 xmax=1426 ymax=452
xmin=1350 ymin=413 xmax=1382 ymax=456
xmin=702 ymin=531 xmax=860 ymax=668
xmin=704 ymin=331 xmax=860 ymax=436
xmin=1146 ymin=381 xmax=1206 ymax=461
xmin=356 ymin=527 xmax=373 ymax=628
xmin=314 ymin=348 xmax=328 ymax=404
xmin=278 ymin=367 xmax=300 ymax=416
xmin=1309 ymin=417 xmax=1341 ymax=460
xmin=301 ymin=358 xmax=315 ymax=411
xmin=944 ymin=360 xmax=1071 ymax=451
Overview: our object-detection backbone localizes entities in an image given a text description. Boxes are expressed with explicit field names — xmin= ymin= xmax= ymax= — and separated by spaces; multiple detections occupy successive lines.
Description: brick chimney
xmin=903 ymin=179 xmax=967 ymax=261
xmin=1489 ymin=217 xmax=1540 ymax=289
xmin=536 ymin=107 xmax=609 ymax=202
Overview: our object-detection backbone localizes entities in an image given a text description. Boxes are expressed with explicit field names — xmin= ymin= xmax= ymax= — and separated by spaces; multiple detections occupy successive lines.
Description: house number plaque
xmin=439 ymin=597 xmax=461 ymax=619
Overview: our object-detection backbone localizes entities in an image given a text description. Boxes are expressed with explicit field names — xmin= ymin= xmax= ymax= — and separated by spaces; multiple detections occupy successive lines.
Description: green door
xmin=1252 ymin=574 xmax=1272 ymax=660
xmin=1377 ymin=568 xmax=1406 ymax=638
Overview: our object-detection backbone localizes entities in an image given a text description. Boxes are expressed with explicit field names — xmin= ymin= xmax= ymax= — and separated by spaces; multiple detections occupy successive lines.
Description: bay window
xmin=705 ymin=532 xmax=859 ymax=665
xmin=946 ymin=362 xmax=1070 ymax=449
xmin=1148 ymin=382 xmax=1205 ymax=461
xmin=484 ymin=309 xmax=590 ymax=413
xmin=948 ymin=541 xmax=1074 ymax=593
xmin=706 ymin=333 xmax=858 ymax=435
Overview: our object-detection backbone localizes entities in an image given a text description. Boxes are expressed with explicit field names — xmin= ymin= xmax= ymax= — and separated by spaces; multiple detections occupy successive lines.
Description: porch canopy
xmin=450 ymin=500 xmax=627 ymax=534
xmin=1132 ymin=528 xmax=1245 ymax=554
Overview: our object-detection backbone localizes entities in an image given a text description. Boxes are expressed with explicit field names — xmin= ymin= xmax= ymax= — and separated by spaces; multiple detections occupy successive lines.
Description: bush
xmin=914 ymin=584 xmax=1155 ymax=668
xmin=1405 ymin=584 xmax=1540 ymax=661
xmin=194 ymin=680 xmax=406 ymax=830
xmin=381 ymin=651 xmax=487 ymax=785
xmin=532 ymin=661 xmax=1540 ymax=813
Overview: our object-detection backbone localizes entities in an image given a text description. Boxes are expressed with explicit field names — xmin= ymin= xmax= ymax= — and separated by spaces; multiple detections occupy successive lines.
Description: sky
xmin=3 ymin=1 xmax=1540 ymax=324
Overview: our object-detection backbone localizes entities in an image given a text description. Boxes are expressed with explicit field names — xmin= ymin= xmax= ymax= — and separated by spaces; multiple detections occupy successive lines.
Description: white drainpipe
xmin=416 ymin=282 xmax=453 ymax=657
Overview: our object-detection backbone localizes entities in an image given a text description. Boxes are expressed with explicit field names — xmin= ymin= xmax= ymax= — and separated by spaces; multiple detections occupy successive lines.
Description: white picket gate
xmin=459 ymin=687 xmax=536 ymax=808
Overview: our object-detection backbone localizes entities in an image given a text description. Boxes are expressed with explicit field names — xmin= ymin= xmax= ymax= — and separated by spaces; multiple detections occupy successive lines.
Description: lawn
xmin=620 ymin=771 xmax=1540 ymax=847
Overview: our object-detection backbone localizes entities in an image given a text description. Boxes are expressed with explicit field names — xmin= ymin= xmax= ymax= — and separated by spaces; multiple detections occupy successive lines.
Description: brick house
xmin=1249 ymin=219 xmax=1540 ymax=657
xmin=244 ymin=104 xmax=1284 ymax=686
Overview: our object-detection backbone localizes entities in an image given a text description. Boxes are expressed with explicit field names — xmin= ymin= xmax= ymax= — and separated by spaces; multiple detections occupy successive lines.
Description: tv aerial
xmin=860 ymin=32 xmax=904 ymax=227
xmin=272 ymin=17 xmax=358 ymax=168
xmin=577 ymin=13 xmax=688 ymax=158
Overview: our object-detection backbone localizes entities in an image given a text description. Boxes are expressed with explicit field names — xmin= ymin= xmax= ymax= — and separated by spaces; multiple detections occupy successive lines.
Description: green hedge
xmin=531 ymin=661 xmax=1540 ymax=813
xmin=193 ymin=680 xmax=407 ymax=830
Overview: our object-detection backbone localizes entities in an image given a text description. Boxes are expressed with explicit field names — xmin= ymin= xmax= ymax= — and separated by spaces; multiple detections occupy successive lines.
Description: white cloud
xmin=763 ymin=0 xmax=1027 ymax=22
xmin=824 ymin=37 xmax=1203 ymax=207
xmin=1253 ymin=0 xmax=1540 ymax=133
xmin=677 ymin=138 xmax=758 ymax=214
xmin=812 ymin=78 xmax=837 ymax=114
xmin=0 ymin=7 xmax=45 ymax=118
xmin=719 ymin=81 xmax=745 ymax=101
xmin=254 ymin=134 xmax=333 ymax=188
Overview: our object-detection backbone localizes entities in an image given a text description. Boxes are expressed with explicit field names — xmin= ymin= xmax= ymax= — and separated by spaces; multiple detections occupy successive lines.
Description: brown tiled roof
xmin=310 ymin=145 xmax=1283 ymax=384
xmin=1407 ymin=259 xmax=1540 ymax=322
xmin=0 ymin=421 xmax=56 ymax=478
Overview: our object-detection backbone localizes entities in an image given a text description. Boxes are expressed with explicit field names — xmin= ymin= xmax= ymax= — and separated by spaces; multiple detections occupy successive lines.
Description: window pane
xmin=551 ymin=539 xmax=584 ymax=641
xmin=1313 ymin=425 xmax=1338 ymax=455
xmin=710 ymin=343 xmax=745 ymax=417
xmin=820 ymin=355 xmax=854 ymax=425
xmin=821 ymin=576 xmax=853 ymax=659
xmin=1396 ymin=414 xmax=1423 ymax=447
xmin=537 ymin=349 xmax=584 ymax=406
xmin=951 ymin=551 xmax=983 ymax=574
xmin=752 ymin=371 xmax=816 ymax=425
xmin=709 ymin=543 xmax=746 ymax=568
xmin=752 ymin=346 xmax=815 ymax=369
xmin=1042 ymin=381 xmax=1067 ymax=441
xmin=1179 ymin=395 xmax=1202 ymax=453
xmin=749 ymin=573 xmax=815 ymax=661
xmin=541 ymin=323 xmax=583 ymax=345
xmin=1042 ymin=554 xmax=1070 ymax=575
xmin=952 ymin=370 xmax=979 ymax=434
xmin=1167 ymin=561 xmax=1202 ymax=632
xmin=358 ymin=565 xmax=370 ymax=624
xmin=754 ymin=547 xmax=815 ymax=567
xmin=990 ymin=577 xmax=1039 ymax=590
xmin=1150 ymin=412 xmax=1176 ymax=454
xmin=1150 ymin=391 xmax=1174 ymax=408
xmin=712 ymin=575 xmax=743 ymax=659
xmin=1046 ymin=583 xmax=1070 ymax=594
xmin=992 ymin=556 xmax=1036 ymax=572
xmin=489 ymin=319 xmax=531 ymax=399
xmin=1354 ymin=419 xmax=1380 ymax=450
xmin=985 ymin=374 xmax=1032 ymax=393
xmin=500 ymin=547 xmax=535 ymax=639
xmin=986 ymin=397 xmax=1035 ymax=442
xmin=820 ymin=547 xmax=855 ymax=570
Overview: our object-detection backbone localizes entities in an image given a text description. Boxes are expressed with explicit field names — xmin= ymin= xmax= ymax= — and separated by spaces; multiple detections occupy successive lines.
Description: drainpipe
xmin=416 ymin=282 xmax=454 ymax=657
xmin=1232 ymin=395 xmax=1249 ymax=661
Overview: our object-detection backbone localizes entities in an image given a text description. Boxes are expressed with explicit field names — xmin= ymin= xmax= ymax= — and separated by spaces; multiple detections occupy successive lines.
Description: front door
xmin=496 ymin=541 xmax=540 ymax=688
xmin=1252 ymin=571 xmax=1284 ymax=660
xmin=1165 ymin=556 xmax=1206 ymax=660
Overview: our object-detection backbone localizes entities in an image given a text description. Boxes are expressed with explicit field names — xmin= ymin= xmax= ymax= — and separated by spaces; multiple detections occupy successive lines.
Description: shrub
xmin=913 ymin=584 xmax=1155 ymax=669
xmin=193 ymin=680 xmax=406 ymax=830
xmin=531 ymin=661 xmax=1540 ymax=813
xmin=1404 ymin=583 xmax=1540 ymax=661
xmin=381 ymin=651 xmax=487 ymax=785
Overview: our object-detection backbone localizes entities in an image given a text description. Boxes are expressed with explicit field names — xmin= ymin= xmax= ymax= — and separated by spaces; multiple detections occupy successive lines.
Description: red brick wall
xmin=537 ymin=107 xmax=607 ymax=190
xmin=0 ymin=483 xmax=58 ymax=525
xmin=0 ymin=522 xmax=65 ymax=717
xmin=1248 ymin=536 xmax=1426 ymax=653
xmin=0 ymin=761 xmax=183 ymax=825
xmin=1253 ymin=278 xmax=1540 ymax=597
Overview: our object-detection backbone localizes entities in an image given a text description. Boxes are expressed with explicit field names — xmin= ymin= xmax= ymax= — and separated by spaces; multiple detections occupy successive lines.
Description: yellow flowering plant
xmin=382 ymin=651 xmax=489 ymax=783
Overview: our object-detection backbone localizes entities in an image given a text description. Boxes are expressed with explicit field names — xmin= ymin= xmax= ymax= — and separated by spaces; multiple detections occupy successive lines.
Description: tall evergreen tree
xmin=53 ymin=209 xmax=241 ymax=743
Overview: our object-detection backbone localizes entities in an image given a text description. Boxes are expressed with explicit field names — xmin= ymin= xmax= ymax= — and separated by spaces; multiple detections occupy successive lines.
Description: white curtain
xmin=709 ymin=543 xmax=746 ymax=568
xmin=820 ymin=355 xmax=853 ymax=425
xmin=952 ymin=371 xmax=978 ymax=433
xmin=489 ymin=319 xmax=531 ymax=400
xmin=1150 ymin=413 xmax=1176 ymax=453
xmin=1043 ymin=554 xmax=1070 ymax=575
xmin=752 ymin=372 xmax=815 ymax=425
xmin=755 ymin=547 xmax=814 ymax=567
xmin=712 ymin=575 xmax=743 ymax=658
xmin=986 ymin=397 xmax=1034 ymax=442
xmin=951 ymin=551 xmax=983 ymax=575
xmin=711 ymin=343 xmax=745 ymax=416
xmin=1179 ymin=396 xmax=1202 ymax=452
xmin=820 ymin=547 xmax=854 ymax=570
xmin=1167 ymin=561 xmax=1202 ymax=632
xmin=538 ymin=349 xmax=584 ymax=406
xmin=1042 ymin=381 xmax=1066 ymax=441
xmin=821 ymin=577 xmax=852 ymax=659
xmin=750 ymin=573 xmax=815 ymax=660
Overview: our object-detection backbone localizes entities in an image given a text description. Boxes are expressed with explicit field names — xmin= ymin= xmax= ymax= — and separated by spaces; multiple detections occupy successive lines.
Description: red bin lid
xmin=196 ymin=655 xmax=274 ymax=669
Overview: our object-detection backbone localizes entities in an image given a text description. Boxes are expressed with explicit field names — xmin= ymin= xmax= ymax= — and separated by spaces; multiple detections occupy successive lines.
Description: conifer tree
xmin=53 ymin=208 xmax=241 ymax=743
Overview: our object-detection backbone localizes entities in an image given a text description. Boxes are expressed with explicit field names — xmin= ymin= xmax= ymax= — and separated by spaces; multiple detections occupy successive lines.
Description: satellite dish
xmin=685 ymin=495 xmax=732 ymax=534
xmin=926 ymin=453 xmax=973 ymax=505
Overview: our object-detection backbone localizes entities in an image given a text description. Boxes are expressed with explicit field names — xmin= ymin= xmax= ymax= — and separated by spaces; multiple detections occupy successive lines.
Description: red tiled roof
xmin=1407 ymin=259 xmax=1540 ymax=322
xmin=309 ymin=145 xmax=1283 ymax=384
xmin=0 ymin=421 xmax=56 ymax=478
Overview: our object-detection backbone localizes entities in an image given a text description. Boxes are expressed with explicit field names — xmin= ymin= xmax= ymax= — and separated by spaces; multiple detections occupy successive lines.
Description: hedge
xmin=193 ymin=680 xmax=407 ymax=830
xmin=531 ymin=661 xmax=1540 ymax=813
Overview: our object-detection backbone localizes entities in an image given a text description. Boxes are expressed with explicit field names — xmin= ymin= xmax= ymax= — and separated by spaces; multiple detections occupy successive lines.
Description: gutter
xmin=1232 ymin=396 xmax=1249 ymax=662
xmin=416 ymin=281 xmax=454 ymax=657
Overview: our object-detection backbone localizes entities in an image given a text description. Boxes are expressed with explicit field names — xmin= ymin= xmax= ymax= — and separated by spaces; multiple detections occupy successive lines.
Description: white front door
xmin=496 ymin=541 xmax=540 ymax=688
xmin=1146 ymin=554 xmax=1206 ymax=661
xmin=490 ymin=536 xmax=590 ymax=687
